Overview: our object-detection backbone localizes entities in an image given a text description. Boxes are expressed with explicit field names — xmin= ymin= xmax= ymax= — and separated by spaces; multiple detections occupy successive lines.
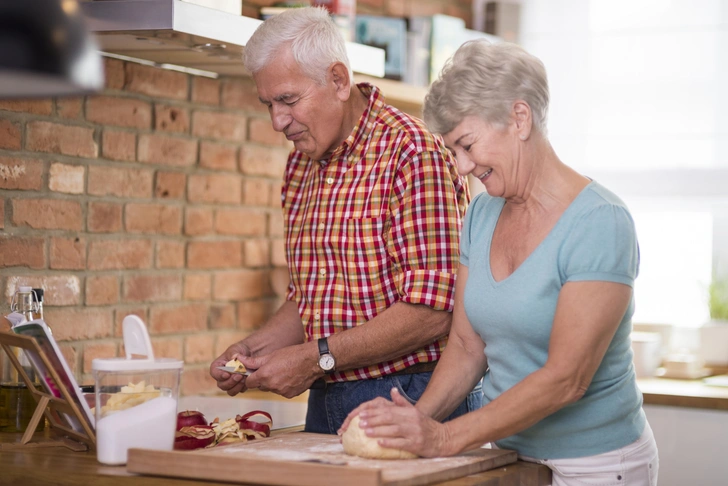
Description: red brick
xmin=155 ymin=171 xmax=186 ymax=200
xmin=236 ymin=300 xmax=277 ymax=331
xmin=184 ymin=207 xmax=214 ymax=236
xmin=185 ymin=333 xmax=215 ymax=364
xmin=88 ymin=165 xmax=153 ymax=199
xmin=188 ymin=173 xmax=242 ymax=204
xmin=213 ymin=330 xmax=249 ymax=359
xmin=26 ymin=121 xmax=97 ymax=158
xmin=83 ymin=342 xmax=118 ymax=374
xmin=214 ymin=208 xmax=267 ymax=237
xmin=239 ymin=144 xmax=288 ymax=178
xmin=138 ymin=133 xmax=197 ymax=167
xmin=0 ymin=99 xmax=52 ymax=115
xmin=12 ymin=198 xmax=82 ymax=230
xmin=102 ymin=130 xmax=136 ymax=161
xmin=87 ymin=96 xmax=152 ymax=129
xmin=180 ymin=367 xmax=218 ymax=396
xmin=270 ymin=266 xmax=290 ymax=297
xmin=125 ymin=63 xmax=188 ymax=100
xmin=125 ymin=203 xmax=182 ymax=235
xmin=0 ymin=157 xmax=43 ymax=190
xmin=192 ymin=77 xmax=220 ymax=105
xmin=103 ymin=57 xmax=125 ymax=90
xmin=199 ymin=141 xmax=238 ymax=171
xmin=244 ymin=239 xmax=271 ymax=267
xmin=0 ymin=199 xmax=4 ymax=229
xmin=221 ymin=78 xmax=266 ymax=114
xmin=209 ymin=304 xmax=236 ymax=330
xmin=187 ymin=241 xmax=242 ymax=269
xmin=269 ymin=211 xmax=284 ymax=237
xmin=5 ymin=275 xmax=81 ymax=306
xmin=115 ymin=308 xmax=148 ymax=337
xmin=123 ymin=275 xmax=182 ymax=302
xmin=0 ymin=119 xmax=21 ymax=150
xmin=150 ymin=303 xmax=208 ymax=334
xmin=149 ymin=338 xmax=183 ymax=360
xmin=184 ymin=274 xmax=211 ymax=300
xmin=88 ymin=239 xmax=153 ymax=270
xmin=0 ymin=237 xmax=45 ymax=269
xmin=242 ymin=178 xmax=274 ymax=207
xmin=248 ymin=117 xmax=287 ymax=146
xmin=155 ymin=104 xmax=190 ymax=133
xmin=156 ymin=240 xmax=185 ymax=269
xmin=88 ymin=202 xmax=123 ymax=233
xmin=50 ymin=236 xmax=86 ymax=270
xmin=213 ymin=270 xmax=272 ymax=300
xmin=48 ymin=162 xmax=84 ymax=194
xmin=56 ymin=97 xmax=83 ymax=119
xmin=43 ymin=308 xmax=113 ymax=341
xmin=86 ymin=275 xmax=120 ymax=305
xmin=271 ymin=238 xmax=286 ymax=266
xmin=192 ymin=111 xmax=247 ymax=142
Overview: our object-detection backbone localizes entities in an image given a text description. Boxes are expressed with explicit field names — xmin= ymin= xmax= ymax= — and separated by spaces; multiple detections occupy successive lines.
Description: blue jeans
xmin=304 ymin=371 xmax=484 ymax=434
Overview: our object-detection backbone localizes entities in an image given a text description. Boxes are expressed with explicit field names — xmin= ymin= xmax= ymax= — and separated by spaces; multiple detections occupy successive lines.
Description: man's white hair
xmin=243 ymin=6 xmax=353 ymax=85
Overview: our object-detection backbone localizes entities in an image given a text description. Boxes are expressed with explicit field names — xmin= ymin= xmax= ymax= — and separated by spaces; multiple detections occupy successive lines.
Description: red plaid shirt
xmin=282 ymin=84 xmax=469 ymax=382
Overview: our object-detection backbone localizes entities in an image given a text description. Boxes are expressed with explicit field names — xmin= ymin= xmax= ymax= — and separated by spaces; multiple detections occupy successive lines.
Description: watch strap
xmin=318 ymin=337 xmax=330 ymax=356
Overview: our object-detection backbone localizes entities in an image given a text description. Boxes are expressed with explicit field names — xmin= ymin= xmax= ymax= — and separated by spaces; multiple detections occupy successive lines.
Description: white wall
xmin=644 ymin=404 xmax=728 ymax=486
xmin=518 ymin=0 xmax=728 ymax=330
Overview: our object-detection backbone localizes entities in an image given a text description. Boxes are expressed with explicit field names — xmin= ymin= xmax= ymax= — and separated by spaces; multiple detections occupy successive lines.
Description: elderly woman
xmin=340 ymin=40 xmax=659 ymax=486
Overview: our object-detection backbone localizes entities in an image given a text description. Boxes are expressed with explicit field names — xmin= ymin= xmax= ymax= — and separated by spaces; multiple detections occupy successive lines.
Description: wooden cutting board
xmin=127 ymin=432 xmax=517 ymax=486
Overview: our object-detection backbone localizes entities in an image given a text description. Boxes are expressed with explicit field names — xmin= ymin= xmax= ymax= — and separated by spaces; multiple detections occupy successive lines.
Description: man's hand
xmin=242 ymin=342 xmax=321 ymax=399
xmin=210 ymin=342 xmax=252 ymax=396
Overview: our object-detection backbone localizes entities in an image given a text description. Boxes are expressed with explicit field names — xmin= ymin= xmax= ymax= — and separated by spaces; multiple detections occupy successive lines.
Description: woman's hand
xmin=345 ymin=388 xmax=457 ymax=458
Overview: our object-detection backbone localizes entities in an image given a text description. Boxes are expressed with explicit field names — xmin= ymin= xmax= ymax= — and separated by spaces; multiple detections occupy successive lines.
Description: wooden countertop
xmin=638 ymin=374 xmax=728 ymax=411
xmin=0 ymin=430 xmax=550 ymax=486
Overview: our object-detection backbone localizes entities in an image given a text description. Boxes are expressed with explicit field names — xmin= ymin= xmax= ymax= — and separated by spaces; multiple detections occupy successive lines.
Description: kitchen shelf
xmin=81 ymin=0 xmax=385 ymax=78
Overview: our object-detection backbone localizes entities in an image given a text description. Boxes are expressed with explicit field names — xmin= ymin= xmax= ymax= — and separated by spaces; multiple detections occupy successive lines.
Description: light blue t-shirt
xmin=461 ymin=181 xmax=645 ymax=459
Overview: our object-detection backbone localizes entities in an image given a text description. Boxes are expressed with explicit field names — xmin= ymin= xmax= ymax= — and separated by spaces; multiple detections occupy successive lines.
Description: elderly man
xmin=210 ymin=6 xmax=480 ymax=434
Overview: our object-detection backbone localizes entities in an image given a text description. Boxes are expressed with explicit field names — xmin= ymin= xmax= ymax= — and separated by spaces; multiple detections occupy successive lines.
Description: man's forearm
xmin=242 ymin=300 xmax=306 ymax=356
xmin=326 ymin=302 xmax=451 ymax=372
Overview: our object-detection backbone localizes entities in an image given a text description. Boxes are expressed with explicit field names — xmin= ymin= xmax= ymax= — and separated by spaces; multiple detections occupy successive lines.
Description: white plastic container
xmin=92 ymin=315 xmax=183 ymax=465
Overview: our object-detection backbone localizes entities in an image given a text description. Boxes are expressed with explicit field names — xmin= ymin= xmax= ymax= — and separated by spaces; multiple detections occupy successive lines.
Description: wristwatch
xmin=317 ymin=337 xmax=336 ymax=374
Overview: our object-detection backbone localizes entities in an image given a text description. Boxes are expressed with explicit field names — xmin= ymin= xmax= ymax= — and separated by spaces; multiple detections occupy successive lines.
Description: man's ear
xmin=330 ymin=62 xmax=351 ymax=101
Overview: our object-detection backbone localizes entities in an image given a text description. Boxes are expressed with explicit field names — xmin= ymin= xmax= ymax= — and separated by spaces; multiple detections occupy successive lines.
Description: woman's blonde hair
xmin=424 ymin=39 xmax=549 ymax=136
xmin=243 ymin=6 xmax=353 ymax=85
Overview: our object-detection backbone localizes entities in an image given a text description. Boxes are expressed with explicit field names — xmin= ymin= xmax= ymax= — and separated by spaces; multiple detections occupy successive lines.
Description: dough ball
xmin=342 ymin=415 xmax=418 ymax=460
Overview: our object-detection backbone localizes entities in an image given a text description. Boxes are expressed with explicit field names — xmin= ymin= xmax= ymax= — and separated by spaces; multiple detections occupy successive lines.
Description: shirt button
xmin=319 ymin=268 xmax=326 ymax=276
xmin=326 ymin=177 xmax=334 ymax=185
xmin=318 ymin=223 xmax=325 ymax=230
xmin=314 ymin=313 xmax=321 ymax=321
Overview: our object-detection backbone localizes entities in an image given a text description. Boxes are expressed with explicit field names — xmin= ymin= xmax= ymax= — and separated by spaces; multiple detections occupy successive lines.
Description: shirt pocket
xmin=343 ymin=216 xmax=389 ymax=314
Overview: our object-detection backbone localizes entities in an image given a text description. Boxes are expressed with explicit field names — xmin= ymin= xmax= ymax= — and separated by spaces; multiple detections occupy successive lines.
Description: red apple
xmin=174 ymin=425 xmax=215 ymax=450
xmin=176 ymin=410 xmax=208 ymax=431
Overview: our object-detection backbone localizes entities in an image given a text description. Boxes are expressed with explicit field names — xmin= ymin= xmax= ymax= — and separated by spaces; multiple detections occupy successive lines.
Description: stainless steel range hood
xmin=80 ymin=0 xmax=385 ymax=78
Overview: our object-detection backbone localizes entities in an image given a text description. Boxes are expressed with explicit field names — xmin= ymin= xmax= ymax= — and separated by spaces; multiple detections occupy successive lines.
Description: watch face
xmin=319 ymin=354 xmax=335 ymax=371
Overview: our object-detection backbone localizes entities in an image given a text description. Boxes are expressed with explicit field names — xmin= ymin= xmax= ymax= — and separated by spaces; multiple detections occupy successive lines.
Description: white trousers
xmin=502 ymin=422 xmax=659 ymax=486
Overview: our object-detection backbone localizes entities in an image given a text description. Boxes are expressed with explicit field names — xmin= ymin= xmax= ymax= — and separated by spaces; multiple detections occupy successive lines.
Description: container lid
xmin=92 ymin=315 xmax=183 ymax=371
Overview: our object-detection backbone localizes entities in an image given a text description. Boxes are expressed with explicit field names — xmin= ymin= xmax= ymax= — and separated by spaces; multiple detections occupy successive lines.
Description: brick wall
xmin=0 ymin=58 xmax=290 ymax=395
